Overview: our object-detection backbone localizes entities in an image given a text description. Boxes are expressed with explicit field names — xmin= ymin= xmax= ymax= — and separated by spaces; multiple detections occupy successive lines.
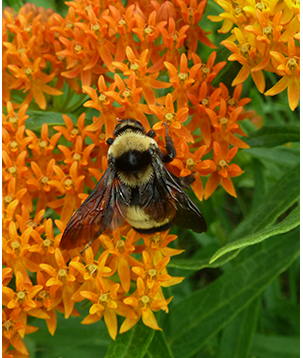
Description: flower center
xmin=148 ymin=268 xmax=157 ymax=278
xmin=41 ymin=176 xmax=49 ymax=184
xmin=25 ymin=68 xmax=32 ymax=75
xmin=16 ymin=291 xmax=26 ymax=304
xmin=288 ymin=58 xmax=298 ymax=74
xmin=227 ymin=98 xmax=236 ymax=106
xmin=42 ymin=239 xmax=51 ymax=249
xmin=241 ymin=44 xmax=251 ymax=59
xmin=144 ymin=27 xmax=153 ymax=35
xmin=58 ymin=268 xmax=67 ymax=282
xmin=74 ymin=44 xmax=82 ymax=52
xmin=38 ymin=290 xmax=50 ymax=301
xmin=71 ymin=128 xmax=79 ymax=137
xmin=220 ymin=117 xmax=229 ymax=131
xmin=10 ymin=141 xmax=18 ymax=150
xmin=150 ymin=234 xmax=162 ymax=248
xmin=99 ymin=94 xmax=107 ymax=102
xmin=39 ymin=140 xmax=47 ymax=148
xmin=165 ymin=112 xmax=174 ymax=124
xmin=264 ymin=26 xmax=273 ymax=41
xmin=11 ymin=241 xmax=21 ymax=254
xmin=116 ymin=240 xmax=125 ymax=254
xmin=140 ymin=295 xmax=151 ymax=307
xmin=9 ymin=167 xmax=17 ymax=175
xmin=201 ymin=98 xmax=209 ymax=106
xmin=123 ymin=90 xmax=131 ymax=98
xmin=73 ymin=153 xmax=81 ymax=161
xmin=131 ymin=63 xmax=139 ymax=72
xmin=118 ymin=19 xmax=126 ymax=26
xmin=64 ymin=179 xmax=73 ymax=189
xmin=178 ymin=72 xmax=188 ymax=84
xmin=186 ymin=158 xmax=195 ymax=171
xmin=4 ymin=195 xmax=13 ymax=204
xmin=217 ymin=159 xmax=227 ymax=172
xmin=87 ymin=264 xmax=98 ymax=275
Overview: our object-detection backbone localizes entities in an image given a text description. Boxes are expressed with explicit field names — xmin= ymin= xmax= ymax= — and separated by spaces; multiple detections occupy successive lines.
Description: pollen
xmin=140 ymin=295 xmax=150 ymax=307
xmin=58 ymin=268 xmax=67 ymax=281
xmin=165 ymin=112 xmax=174 ymax=124
xmin=10 ymin=141 xmax=18 ymax=150
xmin=42 ymin=239 xmax=51 ymax=249
xmin=99 ymin=94 xmax=107 ymax=102
xmin=39 ymin=141 xmax=47 ymax=148
xmin=4 ymin=195 xmax=13 ymax=204
xmin=73 ymin=153 xmax=81 ymax=161
xmin=186 ymin=158 xmax=195 ymax=171
xmin=71 ymin=128 xmax=79 ymax=137
xmin=123 ymin=90 xmax=131 ymax=98
xmin=87 ymin=264 xmax=98 ymax=275
xmin=25 ymin=68 xmax=32 ymax=75
xmin=11 ymin=241 xmax=21 ymax=254
xmin=178 ymin=72 xmax=188 ymax=84
xmin=217 ymin=159 xmax=227 ymax=172
xmin=148 ymin=268 xmax=157 ymax=278
xmin=9 ymin=167 xmax=17 ymax=175
xmin=64 ymin=179 xmax=73 ymax=188
xmin=116 ymin=240 xmax=125 ymax=253
xmin=16 ymin=291 xmax=26 ymax=304
xmin=287 ymin=58 xmax=298 ymax=74
xmin=74 ymin=44 xmax=82 ymax=52
xmin=41 ymin=176 xmax=49 ymax=184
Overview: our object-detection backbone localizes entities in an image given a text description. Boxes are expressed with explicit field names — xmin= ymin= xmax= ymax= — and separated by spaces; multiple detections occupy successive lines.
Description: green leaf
xmin=105 ymin=320 xmax=155 ymax=358
xmin=229 ymin=164 xmax=299 ymax=242
xmin=25 ymin=110 xmax=78 ymax=131
xmin=251 ymin=334 xmax=300 ymax=358
xmin=168 ymin=251 xmax=239 ymax=271
xmin=217 ymin=298 xmax=260 ymax=358
xmin=244 ymin=125 xmax=300 ymax=147
xmin=209 ymin=206 xmax=299 ymax=263
xmin=144 ymin=331 xmax=174 ymax=358
xmin=166 ymin=230 xmax=299 ymax=358
xmin=25 ymin=312 xmax=110 ymax=358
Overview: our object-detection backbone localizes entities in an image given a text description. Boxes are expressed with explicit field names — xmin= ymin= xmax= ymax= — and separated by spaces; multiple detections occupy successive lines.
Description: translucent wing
xmin=60 ymin=165 xmax=129 ymax=250
xmin=141 ymin=154 xmax=207 ymax=233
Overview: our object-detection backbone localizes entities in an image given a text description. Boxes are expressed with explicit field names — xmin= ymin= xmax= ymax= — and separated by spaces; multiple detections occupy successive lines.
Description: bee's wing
xmin=60 ymin=165 xmax=129 ymax=250
xmin=143 ymin=155 xmax=207 ymax=233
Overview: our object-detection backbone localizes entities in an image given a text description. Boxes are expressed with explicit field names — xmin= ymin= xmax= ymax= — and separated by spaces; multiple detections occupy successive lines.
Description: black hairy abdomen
xmin=115 ymin=150 xmax=150 ymax=172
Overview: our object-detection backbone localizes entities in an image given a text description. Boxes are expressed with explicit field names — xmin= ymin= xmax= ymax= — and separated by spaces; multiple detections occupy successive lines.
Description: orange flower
xmin=81 ymin=277 xmax=137 ymax=340
xmin=121 ymin=277 xmax=172 ymax=332
xmin=199 ymin=142 xmax=244 ymax=199
xmin=100 ymin=230 xmax=141 ymax=293
xmin=161 ymin=53 xmax=201 ymax=108
xmin=2 ymin=102 xmax=29 ymax=133
xmin=3 ymin=308 xmax=37 ymax=356
xmin=39 ymin=248 xmax=80 ymax=319
xmin=132 ymin=251 xmax=184 ymax=289
xmin=265 ymin=37 xmax=300 ymax=111
xmin=113 ymin=46 xmax=171 ymax=105
xmin=205 ymin=98 xmax=249 ymax=149
xmin=178 ymin=0 xmax=216 ymax=57
xmin=7 ymin=52 xmax=62 ymax=109
xmin=159 ymin=18 xmax=189 ymax=68
xmin=82 ymin=75 xmax=118 ymax=138
xmin=105 ymin=73 xmax=151 ymax=129
xmin=150 ymin=93 xmax=193 ymax=142
xmin=222 ymin=28 xmax=266 ymax=93
xmin=47 ymin=161 xmax=85 ymax=223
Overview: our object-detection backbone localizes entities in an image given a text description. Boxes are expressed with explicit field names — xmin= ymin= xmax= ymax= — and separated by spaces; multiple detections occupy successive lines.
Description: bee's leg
xmin=180 ymin=173 xmax=195 ymax=188
xmin=161 ymin=123 xmax=176 ymax=163
xmin=80 ymin=240 xmax=94 ymax=255
xmin=106 ymin=137 xmax=114 ymax=146
xmin=147 ymin=129 xmax=156 ymax=138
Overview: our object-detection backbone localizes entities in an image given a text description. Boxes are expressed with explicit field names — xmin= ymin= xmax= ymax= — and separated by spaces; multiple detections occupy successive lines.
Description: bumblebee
xmin=60 ymin=119 xmax=207 ymax=250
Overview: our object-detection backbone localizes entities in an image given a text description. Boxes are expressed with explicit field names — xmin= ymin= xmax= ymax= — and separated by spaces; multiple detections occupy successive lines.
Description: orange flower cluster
xmin=3 ymin=0 xmax=252 ymax=354
xmin=209 ymin=0 xmax=300 ymax=111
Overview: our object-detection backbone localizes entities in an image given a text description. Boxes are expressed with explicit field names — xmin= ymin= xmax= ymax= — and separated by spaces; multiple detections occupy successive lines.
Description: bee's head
xmin=113 ymin=119 xmax=146 ymax=137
